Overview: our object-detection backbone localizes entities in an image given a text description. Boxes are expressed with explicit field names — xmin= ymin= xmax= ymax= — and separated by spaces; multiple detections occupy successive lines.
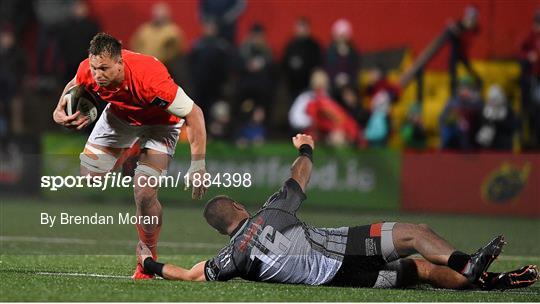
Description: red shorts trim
xmin=369 ymin=222 xmax=382 ymax=237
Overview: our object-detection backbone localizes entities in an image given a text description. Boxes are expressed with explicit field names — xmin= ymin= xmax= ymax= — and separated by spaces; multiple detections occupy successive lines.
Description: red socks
xmin=135 ymin=222 xmax=161 ymax=259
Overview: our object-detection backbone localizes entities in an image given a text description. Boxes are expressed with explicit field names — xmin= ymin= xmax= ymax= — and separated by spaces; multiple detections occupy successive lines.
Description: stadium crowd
xmin=1 ymin=0 xmax=540 ymax=151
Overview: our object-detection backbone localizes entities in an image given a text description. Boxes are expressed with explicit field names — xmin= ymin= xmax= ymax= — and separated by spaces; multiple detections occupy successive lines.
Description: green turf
xmin=1 ymin=255 xmax=539 ymax=302
xmin=1 ymin=198 xmax=539 ymax=301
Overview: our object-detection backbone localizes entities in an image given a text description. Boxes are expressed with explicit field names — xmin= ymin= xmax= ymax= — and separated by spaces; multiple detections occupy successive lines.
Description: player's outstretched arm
xmin=291 ymin=133 xmax=314 ymax=192
xmin=137 ymin=242 xmax=207 ymax=281
xmin=160 ymin=261 xmax=207 ymax=281
xmin=52 ymin=77 xmax=89 ymax=130
xmin=184 ymin=103 xmax=208 ymax=200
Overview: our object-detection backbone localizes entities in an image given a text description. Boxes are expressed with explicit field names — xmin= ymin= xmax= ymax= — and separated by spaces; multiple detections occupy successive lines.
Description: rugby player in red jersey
xmin=52 ymin=33 xmax=207 ymax=279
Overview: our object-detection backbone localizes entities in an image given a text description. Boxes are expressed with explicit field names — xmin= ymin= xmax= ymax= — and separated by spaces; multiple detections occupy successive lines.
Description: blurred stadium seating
xmin=1 ymin=0 xmax=538 ymax=215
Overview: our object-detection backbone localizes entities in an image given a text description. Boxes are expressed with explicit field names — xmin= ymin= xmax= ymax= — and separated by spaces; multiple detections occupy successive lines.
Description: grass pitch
xmin=1 ymin=198 xmax=539 ymax=301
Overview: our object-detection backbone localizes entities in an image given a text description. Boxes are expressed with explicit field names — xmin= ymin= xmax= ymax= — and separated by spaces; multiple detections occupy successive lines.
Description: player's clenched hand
xmin=136 ymin=241 xmax=152 ymax=266
xmin=292 ymin=133 xmax=315 ymax=150
xmin=53 ymin=95 xmax=89 ymax=129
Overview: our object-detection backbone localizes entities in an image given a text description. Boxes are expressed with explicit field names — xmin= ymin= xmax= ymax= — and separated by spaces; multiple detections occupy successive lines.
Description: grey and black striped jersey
xmin=204 ymin=178 xmax=349 ymax=285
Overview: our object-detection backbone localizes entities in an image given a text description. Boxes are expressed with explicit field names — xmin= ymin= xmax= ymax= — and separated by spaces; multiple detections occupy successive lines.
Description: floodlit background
xmin=0 ymin=0 xmax=539 ymax=301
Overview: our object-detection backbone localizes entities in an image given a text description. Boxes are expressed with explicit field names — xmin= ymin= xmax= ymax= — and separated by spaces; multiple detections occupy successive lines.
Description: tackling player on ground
xmin=137 ymin=133 xmax=538 ymax=290
xmin=52 ymin=33 xmax=207 ymax=279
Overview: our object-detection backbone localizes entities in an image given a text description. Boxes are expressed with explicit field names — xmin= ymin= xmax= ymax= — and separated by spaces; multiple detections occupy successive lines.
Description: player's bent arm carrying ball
xmin=52 ymin=33 xmax=208 ymax=279
xmin=138 ymin=133 xmax=538 ymax=290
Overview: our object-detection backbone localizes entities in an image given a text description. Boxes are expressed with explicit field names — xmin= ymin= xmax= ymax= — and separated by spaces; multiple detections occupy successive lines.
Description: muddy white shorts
xmin=87 ymin=105 xmax=183 ymax=156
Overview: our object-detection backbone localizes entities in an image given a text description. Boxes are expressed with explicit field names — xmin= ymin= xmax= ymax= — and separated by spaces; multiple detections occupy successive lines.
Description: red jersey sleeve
xmin=75 ymin=59 xmax=93 ymax=86
xmin=139 ymin=57 xmax=179 ymax=108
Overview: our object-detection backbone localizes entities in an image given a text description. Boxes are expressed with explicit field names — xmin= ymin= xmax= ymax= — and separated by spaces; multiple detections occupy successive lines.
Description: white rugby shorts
xmin=87 ymin=105 xmax=183 ymax=156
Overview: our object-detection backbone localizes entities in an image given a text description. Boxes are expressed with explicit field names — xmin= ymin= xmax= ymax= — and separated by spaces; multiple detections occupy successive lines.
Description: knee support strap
xmin=80 ymin=145 xmax=118 ymax=173
xmin=134 ymin=162 xmax=166 ymax=177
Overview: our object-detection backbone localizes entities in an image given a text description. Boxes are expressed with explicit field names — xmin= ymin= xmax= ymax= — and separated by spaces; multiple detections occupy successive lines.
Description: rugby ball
xmin=64 ymin=85 xmax=99 ymax=123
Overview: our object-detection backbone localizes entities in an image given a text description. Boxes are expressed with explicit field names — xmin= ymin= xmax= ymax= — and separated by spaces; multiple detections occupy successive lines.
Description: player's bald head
xmin=89 ymin=32 xmax=122 ymax=60
xmin=204 ymin=195 xmax=248 ymax=235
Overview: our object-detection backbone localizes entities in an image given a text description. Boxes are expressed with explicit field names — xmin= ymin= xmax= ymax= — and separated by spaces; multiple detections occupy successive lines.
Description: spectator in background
xmin=364 ymin=91 xmax=392 ymax=147
xmin=338 ymin=85 xmax=370 ymax=129
xmin=237 ymin=23 xmax=274 ymax=128
xmin=289 ymin=69 xmax=362 ymax=147
xmin=439 ymin=77 xmax=483 ymax=150
xmin=289 ymin=73 xmax=322 ymax=134
xmin=282 ymin=17 xmax=322 ymax=101
xmin=447 ymin=5 xmax=482 ymax=97
xmin=520 ymin=9 xmax=540 ymax=149
xmin=131 ymin=2 xmax=184 ymax=65
xmin=400 ymin=102 xmax=427 ymax=149
xmin=0 ymin=26 xmax=27 ymax=141
xmin=325 ymin=19 xmax=360 ymax=98
xmin=200 ymin=0 xmax=246 ymax=44
xmin=365 ymin=66 xmax=400 ymax=102
xmin=190 ymin=18 xmax=233 ymax=112
xmin=208 ymin=100 xmax=232 ymax=140
xmin=57 ymin=0 xmax=100 ymax=84
xmin=34 ymin=0 xmax=74 ymax=87
xmin=361 ymin=65 xmax=400 ymax=147
xmin=476 ymin=85 xmax=517 ymax=151
xmin=236 ymin=105 xmax=266 ymax=147
xmin=0 ymin=0 xmax=34 ymax=41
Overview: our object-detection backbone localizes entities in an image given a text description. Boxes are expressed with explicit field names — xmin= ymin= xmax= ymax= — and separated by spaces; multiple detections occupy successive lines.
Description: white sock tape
xmin=135 ymin=162 xmax=166 ymax=177
xmin=79 ymin=145 xmax=117 ymax=173
xmin=188 ymin=159 xmax=205 ymax=173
